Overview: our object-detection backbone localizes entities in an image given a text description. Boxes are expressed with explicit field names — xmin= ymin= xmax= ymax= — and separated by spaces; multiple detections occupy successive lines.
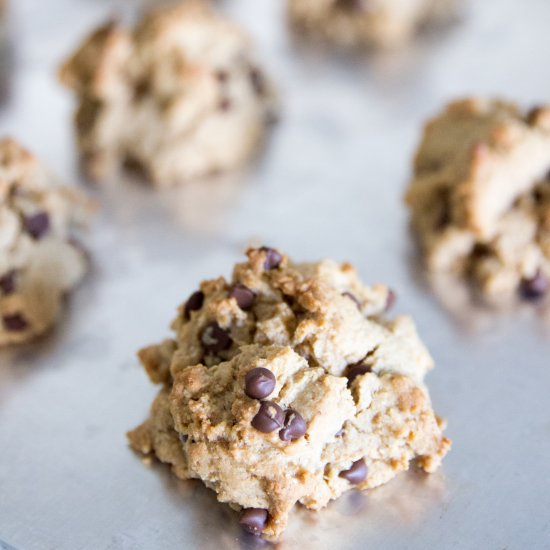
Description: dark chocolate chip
xmin=343 ymin=292 xmax=361 ymax=310
xmin=346 ymin=363 xmax=371 ymax=386
xmin=249 ymin=67 xmax=266 ymax=96
xmin=335 ymin=428 xmax=344 ymax=437
xmin=239 ymin=508 xmax=268 ymax=536
xmin=471 ymin=243 xmax=492 ymax=259
xmin=245 ymin=367 xmax=276 ymax=400
xmin=229 ymin=283 xmax=255 ymax=310
xmin=251 ymin=401 xmax=284 ymax=433
xmin=179 ymin=433 xmax=188 ymax=444
xmin=201 ymin=322 xmax=232 ymax=353
xmin=339 ymin=459 xmax=367 ymax=484
xmin=184 ymin=291 xmax=204 ymax=318
xmin=219 ymin=98 xmax=232 ymax=111
xmin=0 ymin=271 xmax=16 ymax=295
xmin=385 ymin=289 xmax=396 ymax=311
xmin=279 ymin=409 xmax=307 ymax=442
xmin=3 ymin=313 xmax=29 ymax=332
xmin=215 ymin=70 xmax=229 ymax=83
xmin=134 ymin=79 xmax=151 ymax=102
xmin=24 ymin=212 xmax=50 ymax=240
xmin=260 ymin=247 xmax=282 ymax=270
xmin=519 ymin=270 xmax=548 ymax=300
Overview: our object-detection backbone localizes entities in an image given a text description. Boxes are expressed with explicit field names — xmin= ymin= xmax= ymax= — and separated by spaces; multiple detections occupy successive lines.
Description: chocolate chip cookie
xmin=287 ymin=0 xmax=457 ymax=49
xmin=128 ymin=247 xmax=450 ymax=540
xmin=406 ymin=98 xmax=550 ymax=300
xmin=0 ymin=138 xmax=93 ymax=346
xmin=59 ymin=2 xmax=276 ymax=187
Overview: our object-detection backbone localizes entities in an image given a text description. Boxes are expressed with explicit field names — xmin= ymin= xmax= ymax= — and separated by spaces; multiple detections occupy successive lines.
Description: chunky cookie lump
xmin=128 ymin=247 xmax=450 ymax=541
xmin=0 ymin=138 xmax=93 ymax=346
xmin=406 ymin=98 xmax=550 ymax=299
xmin=59 ymin=2 xmax=276 ymax=187
xmin=287 ymin=0 xmax=456 ymax=49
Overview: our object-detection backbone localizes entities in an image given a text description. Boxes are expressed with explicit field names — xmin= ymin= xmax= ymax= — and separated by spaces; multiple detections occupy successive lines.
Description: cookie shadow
xmin=137 ymin=453 xmax=447 ymax=550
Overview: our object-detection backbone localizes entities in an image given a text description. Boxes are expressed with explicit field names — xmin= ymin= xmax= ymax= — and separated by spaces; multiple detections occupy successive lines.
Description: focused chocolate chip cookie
xmin=0 ymin=138 xmax=94 ymax=346
xmin=287 ymin=0 xmax=457 ymax=49
xmin=128 ymin=247 xmax=450 ymax=541
xmin=406 ymin=98 xmax=550 ymax=300
xmin=59 ymin=2 xmax=276 ymax=187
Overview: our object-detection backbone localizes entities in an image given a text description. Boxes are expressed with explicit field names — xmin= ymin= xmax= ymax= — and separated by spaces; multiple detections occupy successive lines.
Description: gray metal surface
xmin=1 ymin=0 xmax=550 ymax=549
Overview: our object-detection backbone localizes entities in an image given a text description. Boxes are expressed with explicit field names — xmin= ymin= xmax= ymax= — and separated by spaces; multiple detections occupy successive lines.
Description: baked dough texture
xmin=406 ymin=98 xmax=550 ymax=299
xmin=59 ymin=2 xmax=276 ymax=187
xmin=128 ymin=247 xmax=450 ymax=540
xmin=287 ymin=0 xmax=456 ymax=49
xmin=0 ymin=138 xmax=93 ymax=346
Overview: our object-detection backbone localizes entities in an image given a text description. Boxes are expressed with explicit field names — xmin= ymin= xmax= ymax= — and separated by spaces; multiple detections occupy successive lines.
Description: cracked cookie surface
xmin=0 ymin=138 xmax=93 ymax=345
xmin=60 ymin=1 xmax=276 ymax=187
xmin=287 ymin=0 xmax=457 ymax=49
xmin=406 ymin=98 xmax=550 ymax=299
xmin=128 ymin=247 xmax=450 ymax=540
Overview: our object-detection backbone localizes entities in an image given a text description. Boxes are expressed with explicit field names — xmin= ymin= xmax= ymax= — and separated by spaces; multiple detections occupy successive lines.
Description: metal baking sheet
xmin=1 ymin=0 xmax=550 ymax=549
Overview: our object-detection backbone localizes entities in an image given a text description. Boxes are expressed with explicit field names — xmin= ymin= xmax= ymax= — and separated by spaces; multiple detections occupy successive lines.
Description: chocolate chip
xmin=519 ymin=270 xmax=548 ymax=300
xmin=346 ymin=363 xmax=371 ymax=386
xmin=24 ymin=212 xmax=50 ymax=240
xmin=335 ymin=428 xmax=344 ymax=437
xmin=245 ymin=368 xmax=276 ymax=399
xmin=339 ymin=459 xmax=367 ymax=484
xmin=0 ymin=271 xmax=16 ymax=295
xmin=3 ymin=313 xmax=29 ymax=332
xmin=251 ymin=401 xmax=284 ymax=433
xmin=260 ymin=247 xmax=282 ymax=270
xmin=179 ymin=433 xmax=188 ymax=444
xmin=134 ymin=79 xmax=151 ymax=102
xmin=471 ymin=243 xmax=492 ymax=259
xmin=201 ymin=322 xmax=232 ymax=353
xmin=184 ymin=291 xmax=204 ymax=319
xmin=385 ymin=289 xmax=396 ymax=311
xmin=343 ymin=292 xmax=361 ymax=310
xmin=219 ymin=98 xmax=232 ymax=111
xmin=249 ymin=67 xmax=266 ymax=96
xmin=239 ymin=508 xmax=268 ymax=535
xmin=229 ymin=283 xmax=255 ymax=310
xmin=215 ymin=70 xmax=229 ymax=83
xmin=279 ymin=409 xmax=306 ymax=442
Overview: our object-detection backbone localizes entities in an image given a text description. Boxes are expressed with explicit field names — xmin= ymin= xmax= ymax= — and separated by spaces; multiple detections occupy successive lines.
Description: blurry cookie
xmin=406 ymin=98 xmax=550 ymax=300
xmin=60 ymin=2 xmax=276 ymax=187
xmin=0 ymin=138 xmax=94 ymax=346
xmin=128 ymin=247 xmax=450 ymax=541
xmin=288 ymin=0 xmax=456 ymax=49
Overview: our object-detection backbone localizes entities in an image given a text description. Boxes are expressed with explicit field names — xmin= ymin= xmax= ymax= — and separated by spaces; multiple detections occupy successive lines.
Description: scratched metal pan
xmin=1 ymin=0 xmax=549 ymax=549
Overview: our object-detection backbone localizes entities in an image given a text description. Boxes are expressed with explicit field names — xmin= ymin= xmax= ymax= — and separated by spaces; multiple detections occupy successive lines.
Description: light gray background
xmin=1 ymin=0 xmax=550 ymax=549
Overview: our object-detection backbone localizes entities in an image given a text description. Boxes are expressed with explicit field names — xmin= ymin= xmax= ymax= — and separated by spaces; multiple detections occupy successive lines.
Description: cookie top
xmin=408 ymin=98 xmax=550 ymax=239
xmin=143 ymin=247 xmax=428 ymax=383
xmin=129 ymin=248 xmax=449 ymax=540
